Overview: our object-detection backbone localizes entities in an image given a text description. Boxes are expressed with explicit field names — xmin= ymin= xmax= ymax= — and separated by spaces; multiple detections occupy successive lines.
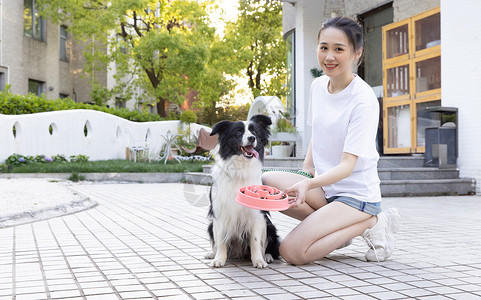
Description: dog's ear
xmin=250 ymin=114 xmax=272 ymax=129
xmin=210 ymin=120 xmax=232 ymax=136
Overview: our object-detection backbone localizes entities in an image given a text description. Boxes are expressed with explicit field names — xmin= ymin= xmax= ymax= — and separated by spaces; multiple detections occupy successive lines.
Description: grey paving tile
xmin=2 ymin=183 xmax=481 ymax=300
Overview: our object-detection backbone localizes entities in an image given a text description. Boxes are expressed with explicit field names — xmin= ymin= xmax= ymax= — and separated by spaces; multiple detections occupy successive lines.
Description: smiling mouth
xmin=239 ymin=145 xmax=259 ymax=159
xmin=325 ymin=64 xmax=337 ymax=70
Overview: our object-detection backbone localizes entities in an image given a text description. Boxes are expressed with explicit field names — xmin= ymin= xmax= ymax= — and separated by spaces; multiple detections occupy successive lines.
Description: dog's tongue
xmin=244 ymin=145 xmax=259 ymax=159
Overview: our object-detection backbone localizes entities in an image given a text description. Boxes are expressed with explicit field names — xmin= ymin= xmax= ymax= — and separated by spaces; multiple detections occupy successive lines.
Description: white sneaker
xmin=336 ymin=239 xmax=353 ymax=250
xmin=362 ymin=208 xmax=400 ymax=262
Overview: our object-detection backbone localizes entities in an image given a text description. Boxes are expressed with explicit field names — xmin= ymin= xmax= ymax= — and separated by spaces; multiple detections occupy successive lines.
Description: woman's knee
xmin=261 ymin=171 xmax=276 ymax=187
xmin=279 ymin=238 xmax=306 ymax=266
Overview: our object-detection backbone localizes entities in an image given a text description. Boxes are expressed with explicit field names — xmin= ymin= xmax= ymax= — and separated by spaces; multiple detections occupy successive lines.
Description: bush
xmin=180 ymin=110 xmax=198 ymax=124
xmin=5 ymin=153 xmax=88 ymax=165
xmin=0 ymin=88 xmax=164 ymax=122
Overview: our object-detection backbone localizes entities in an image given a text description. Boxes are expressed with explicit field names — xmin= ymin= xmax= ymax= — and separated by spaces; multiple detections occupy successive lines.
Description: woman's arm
xmin=285 ymin=152 xmax=358 ymax=207
xmin=302 ymin=139 xmax=315 ymax=176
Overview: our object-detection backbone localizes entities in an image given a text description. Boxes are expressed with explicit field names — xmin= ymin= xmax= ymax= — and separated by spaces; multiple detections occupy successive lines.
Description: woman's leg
xmin=279 ymin=201 xmax=377 ymax=265
xmin=262 ymin=171 xmax=327 ymax=221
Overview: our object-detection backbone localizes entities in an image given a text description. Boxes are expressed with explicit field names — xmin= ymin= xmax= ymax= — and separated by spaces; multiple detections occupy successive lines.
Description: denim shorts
xmin=327 ymin=196 xmax=381 ymax=216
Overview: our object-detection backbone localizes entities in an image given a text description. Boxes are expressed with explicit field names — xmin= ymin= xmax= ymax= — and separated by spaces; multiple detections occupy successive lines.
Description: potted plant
xmin=270 ymin=111 xmax=298 ymax=157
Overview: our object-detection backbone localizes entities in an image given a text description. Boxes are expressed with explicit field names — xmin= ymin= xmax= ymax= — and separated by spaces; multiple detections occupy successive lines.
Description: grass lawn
xmin=4 ymin=159 xmax=209 ymax=173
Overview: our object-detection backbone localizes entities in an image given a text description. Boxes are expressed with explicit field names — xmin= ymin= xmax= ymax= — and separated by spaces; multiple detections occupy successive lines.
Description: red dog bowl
xmin=235 ymin=185 xmax=289 ymax=211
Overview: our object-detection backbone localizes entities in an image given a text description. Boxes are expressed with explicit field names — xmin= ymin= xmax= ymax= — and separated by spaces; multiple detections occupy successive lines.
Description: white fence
xmin=0 ymin=110 xmax=209 ymax=162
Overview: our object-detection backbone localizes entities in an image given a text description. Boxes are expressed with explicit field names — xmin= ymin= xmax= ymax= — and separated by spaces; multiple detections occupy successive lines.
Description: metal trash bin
xmin=424 ymin=106 xmax=458 ymax=168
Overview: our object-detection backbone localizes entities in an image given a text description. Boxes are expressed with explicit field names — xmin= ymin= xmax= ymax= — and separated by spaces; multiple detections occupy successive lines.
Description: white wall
xmin=293 ymin=0 xmax=325 ymax=156
xmin=0 ymin=110 xmax=208 ymax=162
xmin=441 ymin=0 xmax=481 ymax=194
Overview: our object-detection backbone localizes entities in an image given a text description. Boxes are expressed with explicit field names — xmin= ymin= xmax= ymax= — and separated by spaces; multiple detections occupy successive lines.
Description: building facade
xmin=0 ymin=0 xmax=105 ymax=103
xmin=283 ymin=0 xmax=481 ymax=193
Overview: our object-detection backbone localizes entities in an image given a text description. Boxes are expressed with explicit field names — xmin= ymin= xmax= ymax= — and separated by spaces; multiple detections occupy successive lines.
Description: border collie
xmin=206 ymin=115 xmax=280 ymax=268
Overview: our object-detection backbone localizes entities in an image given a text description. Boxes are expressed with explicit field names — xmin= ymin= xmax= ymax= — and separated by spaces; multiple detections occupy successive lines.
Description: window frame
xmin=24 ymin=0 xmax=45 ymax=41
xmin=28 ymin=79 xmax=45 ymax=96
xmin=59 ymin=25 xmax=69 ymax=62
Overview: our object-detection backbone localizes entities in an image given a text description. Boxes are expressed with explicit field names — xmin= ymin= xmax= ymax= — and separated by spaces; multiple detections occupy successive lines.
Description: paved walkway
xmin=1 ymin=182 xmax=481 ymax=300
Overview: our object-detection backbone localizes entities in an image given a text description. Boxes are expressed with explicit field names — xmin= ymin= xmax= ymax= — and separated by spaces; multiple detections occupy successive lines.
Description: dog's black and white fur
xmin=206 ymin=115 xmax=280 ymax=268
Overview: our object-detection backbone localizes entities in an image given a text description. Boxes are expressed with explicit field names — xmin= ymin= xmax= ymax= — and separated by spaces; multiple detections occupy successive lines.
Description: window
xmin=24 ymin=0 xmax=45 ymax=41
xmin=0 ymin=73 xmax=5 ymax=91
xmin=115 ymin=98 xmax=126 ymax=108
xmin=28 ymin=79 xmax=44 ymax=96
xmin=59 ymin=93 xmax=69 ymax=99
xmin=285 ymin=31 xmax=295 ymax=125
xmin=59 ymin=25 xmax=68 ymax=61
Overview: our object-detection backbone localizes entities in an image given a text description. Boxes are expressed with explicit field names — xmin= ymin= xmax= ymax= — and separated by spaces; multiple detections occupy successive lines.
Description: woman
xmin=262 ymin=17 xmax=399 ymax=265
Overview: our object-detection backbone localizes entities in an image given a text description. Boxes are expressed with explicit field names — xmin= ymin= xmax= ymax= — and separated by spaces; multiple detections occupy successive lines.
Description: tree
xmin=224 ymin=0 xmax=286 ymax=100
xmin=37 ymin=0 xmax=215 ymax=118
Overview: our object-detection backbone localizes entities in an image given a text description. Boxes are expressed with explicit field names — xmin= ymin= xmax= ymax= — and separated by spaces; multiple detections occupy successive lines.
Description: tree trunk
xmin=157 ymin=97 xmax=167 ymax=118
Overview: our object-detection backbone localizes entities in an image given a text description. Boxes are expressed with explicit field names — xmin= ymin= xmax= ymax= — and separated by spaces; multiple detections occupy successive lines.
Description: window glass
xmin=60 ymin=26 xmax=68 ymax=61
xmin=24 ymin=0 xmax=44 ymax=41
xmin=386 ymin=24 xmax=409 ymax=59
xmin=386 ymin=64 xmax=410 ymax=97
xmin=285 ymin=31 xmax=295 ymax=125
xmin=416 ymin=56 xmax=441 ymax=93
xmin=28 ymin=79 xmax=44 ymax=96
xmin=415 ymin=13 xmax=440 ymax=51
xmin=387 ymin=105 xmax=411 ymax=148
xmin=0 ymin=73 xmax=5 ymax=91
xmin=416 ymin=100 xmax=441 ymax=147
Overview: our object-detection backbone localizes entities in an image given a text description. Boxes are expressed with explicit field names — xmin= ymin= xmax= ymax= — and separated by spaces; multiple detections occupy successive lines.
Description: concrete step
xmin=201 ymin=155 xmax=477 ymax=197
xmin=207 ymin=156 xmax=427 ymax=169
xmin=184 ymin=172 xmax=212 ymax=185
xmin=381 ymin=178 xmax=476 ymax=197
xmin=378 ymin=156 xmax=425 ymax=168
xmin=263 ymin=156 xmax=427 ymax=169
xmin=263 ymin=157 xmax=304 ymax=169
xmin=378 ymin=168 xmax=459 ymax=180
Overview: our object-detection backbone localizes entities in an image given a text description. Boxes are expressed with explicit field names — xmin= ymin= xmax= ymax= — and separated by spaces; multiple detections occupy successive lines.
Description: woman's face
xmin=317 ymin=27 xmax=362 ymax=80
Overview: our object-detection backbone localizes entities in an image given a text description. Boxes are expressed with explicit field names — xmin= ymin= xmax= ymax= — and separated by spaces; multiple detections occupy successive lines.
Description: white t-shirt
xmin=307 ymin=75 xmax=381 ymax=202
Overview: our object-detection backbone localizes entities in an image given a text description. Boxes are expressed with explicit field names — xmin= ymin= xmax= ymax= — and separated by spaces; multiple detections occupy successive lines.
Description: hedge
xmin=0 ymin=89 xmax=165 ymax=122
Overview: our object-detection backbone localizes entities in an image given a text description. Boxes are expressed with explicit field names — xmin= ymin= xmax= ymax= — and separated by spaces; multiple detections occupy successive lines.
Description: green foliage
xmin=180 ymin=110 xmax=198 ymax=124
xmin=6 ymin=154 xmax=28 ymax=166
xmin=224 ymin=1 xmax=286 ymax=100
xmin=5 ymin=154 xmax=89 ymax=166
xmin=310 ymin=68 xmax=324 ymax=78
xmin=69 ymin=155 xmax=90 ymax=163
xmin=52 ymin=155 xmax=68 ymax=163
xmin=90 ymin=83 xmax=112 ymax=106
xmin=68 ymin=172 xmax=85 ymax=182
xmin=273 ymin=111 xmax=296 ymax=133
xmin=0 ymin=90 xmax=163 ymax=122
xmin=36 ymin=0 xmax=216 ymax=118
xmin=4 ymin=159 xmax=206 ymax=174
xmin=213 ymin=102 xmax=251 ymax=123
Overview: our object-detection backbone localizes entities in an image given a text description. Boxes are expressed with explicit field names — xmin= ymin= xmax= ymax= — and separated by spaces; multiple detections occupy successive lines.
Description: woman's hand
xmin=284 ymin=179 xmax=311 ymax=208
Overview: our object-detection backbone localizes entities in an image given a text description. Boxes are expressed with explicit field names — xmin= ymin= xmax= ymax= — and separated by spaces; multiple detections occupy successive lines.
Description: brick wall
xmin=393 ymin=0 xmax=439 ymax=22
xmin=441 ymin=0 xmax=481 ymax=194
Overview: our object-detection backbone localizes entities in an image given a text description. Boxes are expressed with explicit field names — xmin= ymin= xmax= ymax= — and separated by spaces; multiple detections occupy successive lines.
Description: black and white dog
xmin=206 ymin=115 xmax=280 ymax=268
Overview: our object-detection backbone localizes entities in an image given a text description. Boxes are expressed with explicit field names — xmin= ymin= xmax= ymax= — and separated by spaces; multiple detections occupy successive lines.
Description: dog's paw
xmin=252 ymin=259 xmax=268 ymax=269
xmin=265 ymin=253 xmax=274 ymax=264
xmin=210 ymin=259 xmax=226 ymax=268
xmin=205 ymin=252 xmax=215 ymax=259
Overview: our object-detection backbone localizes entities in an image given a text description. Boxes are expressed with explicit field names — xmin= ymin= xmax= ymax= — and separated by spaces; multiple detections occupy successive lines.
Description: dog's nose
xmin=248 ymin=136 xmax=256 ymax=143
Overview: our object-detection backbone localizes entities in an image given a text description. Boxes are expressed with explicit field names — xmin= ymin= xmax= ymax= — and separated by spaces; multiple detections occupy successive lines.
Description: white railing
xmin=0 ymin=110 xmax=208 ymax=162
